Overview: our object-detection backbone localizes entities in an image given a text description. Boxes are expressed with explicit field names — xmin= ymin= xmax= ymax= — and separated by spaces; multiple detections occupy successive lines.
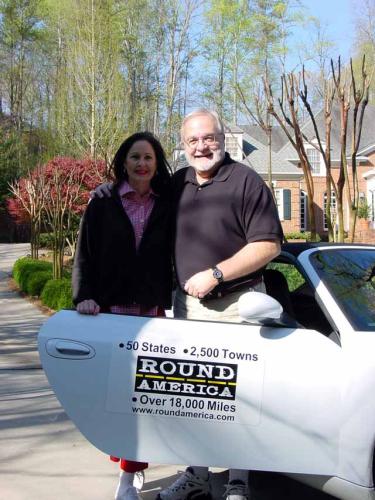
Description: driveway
xmin=0 ymin=244 xmax=131 ymax=499
xmin=0 ymin=244 xmax=44 ymax=369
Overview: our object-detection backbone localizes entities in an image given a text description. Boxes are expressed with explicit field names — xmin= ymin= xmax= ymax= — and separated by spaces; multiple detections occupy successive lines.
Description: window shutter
xmin=305 ymin=199 xmax=309 ymax=229
xmin=283 ymin=189 xmax=291 ymax=220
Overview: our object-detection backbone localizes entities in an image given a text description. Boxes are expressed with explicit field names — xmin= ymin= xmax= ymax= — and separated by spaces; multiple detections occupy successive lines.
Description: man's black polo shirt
xmin=173 ymin=154 xmax=283 ymax=291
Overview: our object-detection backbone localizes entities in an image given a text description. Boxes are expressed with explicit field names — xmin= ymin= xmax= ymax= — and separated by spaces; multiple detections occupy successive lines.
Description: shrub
xmin=13 ymin=257 xmax=32 ymax=284
xmin=267 ymin=262 xmax=305 ymax=292
xmin=305 ymin=231 xmax=321 ymax=242
xmin=25 ymin=270 xmax=53 ymax=296
xmin=358 ymin=198 xmax=371 ymax=219
xmin=41 ymin=278 xmax=74 ymax=311
xmin=284 ymin=231 xmax=321 ymax=242
xmin=39 ymin=232 xmax=55 ymax=249
xmin=284 ymin=231 xmax=307 ymax=240
xmin=13 ymin=257 xmax=52 ymax=292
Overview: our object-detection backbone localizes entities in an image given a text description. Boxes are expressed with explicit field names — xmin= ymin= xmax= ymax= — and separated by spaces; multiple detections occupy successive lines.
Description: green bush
xmin=267 ymin=262 xmax=305 ymax=292
xmin=13 ymin=257 xmax=52 ymax=292
xmin=306 ymin=231 xmax=321 ymax=242
xmin=13 ymin=257 xmax=31 ymax=284
xmin=39 ymin=232 xmax=55 ymax=249
xmin=357 ymin=198 xmax=371 ymax=219
xmin=284 ymin=231 xmax=321 ymax=242
xmin=41 ymin=278 xmax=74 ymax=311
xmin=284 ymin=231 xmax=307 ymax=240
xmin=25 ymin=270 xmax=53 ymax=296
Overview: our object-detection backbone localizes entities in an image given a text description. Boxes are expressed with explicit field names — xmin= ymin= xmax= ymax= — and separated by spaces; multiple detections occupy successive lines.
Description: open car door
xmin=39 ymin=309 xmax=341 ymax=474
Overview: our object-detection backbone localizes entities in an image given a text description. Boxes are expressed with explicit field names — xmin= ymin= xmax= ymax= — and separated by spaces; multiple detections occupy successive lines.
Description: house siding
xmin=299 ymin=162 xmax=375 ymax=241
xmin=272 ymin=179 xmax=301 ymax=234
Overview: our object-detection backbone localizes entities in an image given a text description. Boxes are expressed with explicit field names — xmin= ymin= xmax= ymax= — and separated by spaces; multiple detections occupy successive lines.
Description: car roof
xmin=281 ymin=241 xmax=375 ymax=258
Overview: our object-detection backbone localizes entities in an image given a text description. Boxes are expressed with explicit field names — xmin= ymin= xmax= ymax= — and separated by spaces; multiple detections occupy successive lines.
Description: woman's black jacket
xmin=72 ymin=192 xmax=173 ymax=309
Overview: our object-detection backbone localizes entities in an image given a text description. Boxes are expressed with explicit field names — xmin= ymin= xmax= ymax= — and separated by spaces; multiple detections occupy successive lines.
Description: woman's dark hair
xmin=110 ymin=131 xmax=172 ymax=194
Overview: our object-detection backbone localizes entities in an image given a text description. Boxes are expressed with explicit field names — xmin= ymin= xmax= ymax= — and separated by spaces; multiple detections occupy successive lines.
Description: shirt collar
xmin=185 ymin=152 xmax=235 ymax=185
xmin=118 ymin=180 xmax=157 ymax=198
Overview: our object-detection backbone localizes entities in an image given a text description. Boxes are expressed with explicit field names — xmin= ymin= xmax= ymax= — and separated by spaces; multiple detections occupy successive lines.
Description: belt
xmin=202 ymin=275 xmax=263 ymax=301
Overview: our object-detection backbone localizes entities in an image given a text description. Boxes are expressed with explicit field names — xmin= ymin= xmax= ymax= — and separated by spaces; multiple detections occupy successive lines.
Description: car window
xmin=310 ymin=249 xmax=375 ymax=332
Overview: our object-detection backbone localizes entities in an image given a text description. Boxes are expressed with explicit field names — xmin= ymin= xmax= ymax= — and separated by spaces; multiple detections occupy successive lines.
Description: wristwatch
xmin=212 ymin=266 xmax=224 ymax=283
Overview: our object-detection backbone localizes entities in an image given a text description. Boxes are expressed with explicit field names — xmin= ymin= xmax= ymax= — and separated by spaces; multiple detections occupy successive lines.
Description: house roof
xmin=241 ymin=124 xmax=286 ymax=152
xmin=238 ymin=103 xmax=375 ymax=174
xmin=224 ymin=123 xmax=244 ymax=134
xmin=277 ymin=103 xmax=375 ymax=161
xmin=240 ymin=127 xmax=301 ymax=175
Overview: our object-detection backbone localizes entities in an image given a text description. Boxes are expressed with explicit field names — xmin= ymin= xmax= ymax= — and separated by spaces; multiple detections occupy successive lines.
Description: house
xmin=225 ymin=105 xmax=375 ymax=242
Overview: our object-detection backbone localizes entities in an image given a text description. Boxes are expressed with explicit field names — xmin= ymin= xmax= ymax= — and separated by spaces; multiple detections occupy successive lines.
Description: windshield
xmin=310 ymin=249 xmax=375 ymax=332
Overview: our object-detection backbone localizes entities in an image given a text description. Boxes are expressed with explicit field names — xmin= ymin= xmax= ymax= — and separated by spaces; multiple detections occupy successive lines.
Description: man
xmin=158 ymin=109 xmax=282 ymax=500
xmin=94 ymin=109 xmax=283 ymax=500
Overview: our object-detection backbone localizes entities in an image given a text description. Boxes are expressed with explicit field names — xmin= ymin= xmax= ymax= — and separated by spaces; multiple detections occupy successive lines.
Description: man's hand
xmin=183 ymin=240 xmax=281 ymax=299
xmin=90 ymin=182 xmax=114 ymax=199
xmin=76 ymin=299 xmax=100 ymax=315
xmin=184 ymin=269 xmax=217 ymax=299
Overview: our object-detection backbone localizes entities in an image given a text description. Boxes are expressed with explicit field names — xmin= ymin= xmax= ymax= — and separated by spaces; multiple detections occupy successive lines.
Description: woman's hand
xmin=76 ymin=299 xmax=100 ymax=315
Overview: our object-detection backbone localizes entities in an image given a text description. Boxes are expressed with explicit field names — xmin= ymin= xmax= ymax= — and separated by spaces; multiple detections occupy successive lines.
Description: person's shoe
xmin=224 ymin=479 xmax=248 ymax=500
xmin=156 ymin=467 xmax=211 ymax=499
xmin=115 ymin=473 xmax=142 ymax=500
xmin=115 ymin=484 xmax=142 ymax=500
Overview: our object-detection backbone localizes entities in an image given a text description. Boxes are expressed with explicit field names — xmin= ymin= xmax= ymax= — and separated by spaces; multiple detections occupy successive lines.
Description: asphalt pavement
xmin=0 ymin=243 xmax=335 ymax=500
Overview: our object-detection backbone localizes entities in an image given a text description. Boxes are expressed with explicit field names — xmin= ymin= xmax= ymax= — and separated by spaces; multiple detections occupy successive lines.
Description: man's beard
xmin=185 ymin=148 xmax=225 ymax=173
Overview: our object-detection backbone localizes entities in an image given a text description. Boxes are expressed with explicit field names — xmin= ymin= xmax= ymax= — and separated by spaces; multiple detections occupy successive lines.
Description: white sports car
xmin=38 ymin=243 xmax=375 ymax=500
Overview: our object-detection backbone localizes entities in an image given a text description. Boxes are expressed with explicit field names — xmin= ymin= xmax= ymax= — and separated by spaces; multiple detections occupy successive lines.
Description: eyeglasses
xmin=184 ymin=134 xmax=223 ymax=149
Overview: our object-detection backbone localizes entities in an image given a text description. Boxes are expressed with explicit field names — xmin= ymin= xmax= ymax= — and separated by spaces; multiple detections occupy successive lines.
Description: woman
xmin=72 ymin=132 xmax=173 ymax=500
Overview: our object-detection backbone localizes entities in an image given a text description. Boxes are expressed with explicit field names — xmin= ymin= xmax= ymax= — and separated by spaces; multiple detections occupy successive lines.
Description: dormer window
xmin=306 ymin=147 xmax=321 ymax=174
xmin=305 ymin=141 xmax=325 ymax=176
xmin=225 ymin=133 xmax=243 ymax=161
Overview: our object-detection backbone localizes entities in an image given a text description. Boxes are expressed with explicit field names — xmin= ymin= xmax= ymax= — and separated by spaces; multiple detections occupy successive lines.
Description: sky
xmin=287 ymin=0 xmax=356 ymax=70
xmin=303 ymin=0 xmax=354 ymax=51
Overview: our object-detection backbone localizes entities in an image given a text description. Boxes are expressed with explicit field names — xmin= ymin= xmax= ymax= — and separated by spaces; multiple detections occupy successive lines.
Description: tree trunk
xmin=267 ymin=127 xmax=273 ymax=195
xmin=302 ymin=160 xmax=317 ymax=240
xmin=348 ymin=206 xmax=357 ymax=243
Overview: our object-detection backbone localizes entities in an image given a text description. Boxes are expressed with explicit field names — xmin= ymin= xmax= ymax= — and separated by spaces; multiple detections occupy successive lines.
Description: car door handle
xmin=45 ymin=339 xmax=96 ymax=359
xmin=56 ymin=342 xmax=90 ymax=355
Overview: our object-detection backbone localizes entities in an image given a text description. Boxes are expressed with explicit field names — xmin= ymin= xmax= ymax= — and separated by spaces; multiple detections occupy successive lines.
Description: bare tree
xmin=237 ymin=82 xmax=274 ymax=194
xmin=8 ymin=165 xmax=46 ymax=258
xmin=298 ymin=67 xmax=337 ymax=240
xmin=43 ymin=158 xmax=86 ymax=279
xmin=264 ymin=72 xmax=318 ymax=240
xmin=269 ymin=57 xmax=372 ymax=243
xmin=331 ymin=56 xmax=372 ymax=242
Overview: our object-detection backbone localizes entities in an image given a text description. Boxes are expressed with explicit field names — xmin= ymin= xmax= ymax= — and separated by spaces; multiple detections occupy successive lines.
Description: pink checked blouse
xmin=110 ymin=181 xmax=159 ymax=316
